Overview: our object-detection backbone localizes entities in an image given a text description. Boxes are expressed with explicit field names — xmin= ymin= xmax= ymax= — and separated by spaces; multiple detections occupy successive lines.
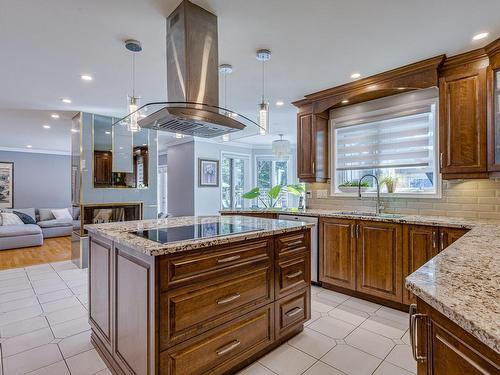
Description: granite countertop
xmin=85 ymin=215 xmax=314 ymax=257
xmin=222 ymin=208 xmax=500 ymax=353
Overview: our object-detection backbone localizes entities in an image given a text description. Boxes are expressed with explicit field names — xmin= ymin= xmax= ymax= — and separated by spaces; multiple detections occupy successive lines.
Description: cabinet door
xmin=94 ymin=152 xmax=112 ymax=185
xmin=356 ymin=221 xmax=403 ymax=302
xmin=439 ymin=62 xmax=487 ymax=177
xmin=297 ymin=113 xmax=315 ymax=181
xmin=438 ymin=227 xmax=468 ymax=252
xmin=403 ymin=226 xmax=438 ymax=305
xmin=319 ymin=218 xmax=356 ymax=290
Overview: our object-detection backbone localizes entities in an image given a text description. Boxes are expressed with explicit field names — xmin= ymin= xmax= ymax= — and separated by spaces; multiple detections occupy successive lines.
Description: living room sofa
xmin=0 ymin=207 xmax=80 ymax=250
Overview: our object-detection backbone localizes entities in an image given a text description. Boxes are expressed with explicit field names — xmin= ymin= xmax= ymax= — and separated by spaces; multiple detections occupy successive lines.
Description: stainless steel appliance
xmin=278 ymin=214 xmax=319 ymax=284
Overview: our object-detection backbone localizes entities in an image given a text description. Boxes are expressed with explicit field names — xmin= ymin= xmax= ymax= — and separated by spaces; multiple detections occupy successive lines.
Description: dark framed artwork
xmin=0 ymin=162 xmax=14 ymax=209
xmin=198 ymin=158 xmax=219 ymax=187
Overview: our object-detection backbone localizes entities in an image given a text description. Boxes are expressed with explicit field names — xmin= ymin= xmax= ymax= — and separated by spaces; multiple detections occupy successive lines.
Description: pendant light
xmin=125 ymin=39 xmax=142 ymax=132
xmin=219 ymin=63 xmax=233 ymax=142
xmin=272 ymin=134 xmax=291 ymax=159
xmin=256 ymin=49 xmax=271 ymax=135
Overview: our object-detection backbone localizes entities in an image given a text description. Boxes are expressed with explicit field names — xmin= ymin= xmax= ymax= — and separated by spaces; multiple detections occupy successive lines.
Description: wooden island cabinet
xmin=87 ymin=222 xmax=311 ymax=375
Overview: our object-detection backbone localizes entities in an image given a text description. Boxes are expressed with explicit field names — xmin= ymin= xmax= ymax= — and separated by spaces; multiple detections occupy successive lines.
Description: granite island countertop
xmin=85 ymin=215 xmax=314 ymax=257
xmin=222 ymin=208 xmax=500 ymax=353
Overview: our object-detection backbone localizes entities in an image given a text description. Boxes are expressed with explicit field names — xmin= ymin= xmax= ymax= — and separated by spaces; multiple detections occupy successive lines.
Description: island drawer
xmin=159 ymin=239 xmax=272 ymax=290
xmin=275 ymin=287 xmax=310 ymax=339
xmin=276 ymin=251 xmax=310 ymax=298
xmin=160 ymin=264 xmax=273 ymax=349
xmin=160 ymin=305 xmax=274 ymax=375
xmin=275 ymin=230 xmax=308 ymax=257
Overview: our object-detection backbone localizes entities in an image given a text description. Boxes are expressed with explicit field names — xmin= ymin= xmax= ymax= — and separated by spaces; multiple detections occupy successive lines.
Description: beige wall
xmin=306 ymin=179 xmax=500 ymax=220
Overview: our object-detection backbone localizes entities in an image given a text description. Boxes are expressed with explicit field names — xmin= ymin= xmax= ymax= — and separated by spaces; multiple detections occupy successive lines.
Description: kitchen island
xmin=85 ymin=215 xmax=313 ymax=375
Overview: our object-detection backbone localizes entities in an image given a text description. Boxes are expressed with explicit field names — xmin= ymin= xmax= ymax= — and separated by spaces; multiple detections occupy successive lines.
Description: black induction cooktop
xmin=132 ymin=223 xmax=261 ymax=244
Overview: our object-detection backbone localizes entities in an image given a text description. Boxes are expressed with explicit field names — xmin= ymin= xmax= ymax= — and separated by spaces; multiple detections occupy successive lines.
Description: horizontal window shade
xmin=335 ymin=111 xmax=435 ymax=171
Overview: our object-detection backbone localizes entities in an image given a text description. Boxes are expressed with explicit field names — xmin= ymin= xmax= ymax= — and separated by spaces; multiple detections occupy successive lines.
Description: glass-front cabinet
xmin=487 ymin=40 xmax=500 ymax=172
xmin=493 ymin=69 xmax=500 ymax=167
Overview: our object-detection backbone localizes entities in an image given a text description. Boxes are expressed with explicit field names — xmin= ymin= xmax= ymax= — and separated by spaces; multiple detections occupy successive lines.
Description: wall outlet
xmin=316 ymin=189 xmax=328 ymax=199
xmin=306 ymin=191 xmax=312 ymax=199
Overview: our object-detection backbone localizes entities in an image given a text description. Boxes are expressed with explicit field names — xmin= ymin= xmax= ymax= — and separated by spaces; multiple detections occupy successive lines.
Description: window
xmin=221 ymin=153 xmax=250 ymax=209
xmin=332 ymin=89 xmax=439 ymax=197
xmin=255 ymin=156 xmax=290 ymax=207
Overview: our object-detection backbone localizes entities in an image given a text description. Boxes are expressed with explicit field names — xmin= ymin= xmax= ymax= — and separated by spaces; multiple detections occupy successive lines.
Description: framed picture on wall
xmin=198 ymin=158 xmax=219 ymax=187
xmin=0 ymin=162 xmax=14 ymax=209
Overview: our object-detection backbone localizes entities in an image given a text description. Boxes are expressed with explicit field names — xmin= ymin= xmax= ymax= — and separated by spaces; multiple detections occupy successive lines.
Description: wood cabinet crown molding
xmin=292 ymin=54 xmax=445 ymax=112
xmin=485 ymin=37 xmax=500 ymax=58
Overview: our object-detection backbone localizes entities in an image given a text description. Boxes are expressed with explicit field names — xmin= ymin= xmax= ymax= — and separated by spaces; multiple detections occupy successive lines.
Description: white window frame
xmin=220 ymin=151 xmax=252 ymax=209
xmin=330 ymin=96 xmax=442 ymax=199
xmin=254 ymin=155 xmax=294 ymax=208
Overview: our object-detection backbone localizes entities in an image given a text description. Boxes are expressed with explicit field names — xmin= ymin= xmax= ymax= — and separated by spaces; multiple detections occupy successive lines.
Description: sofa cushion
xmin=0 ymin=224 xmax=42 ymax=237
xmin=2 ymin=208 xmax=36 ymax=221
xmin=37 ymin=219 xmax=73 ymax=228
xmin=0 ymin=212 xmax=24 ymax=226
xmin=52 ymin=208 xmax=72 ymax=221
xmin=13 ymin=211 xmax=36 ymax=225
xmin=38 ymin=208 xmax=56 ymax=221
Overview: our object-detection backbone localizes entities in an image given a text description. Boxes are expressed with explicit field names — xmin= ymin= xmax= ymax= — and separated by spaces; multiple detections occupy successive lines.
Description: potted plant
xmin=337 ymin=180 xmax=369 ymax=193
xmin=380 ymin=176 xmax=398 ymax=193
xmin=242 ymin=184 xmax=305 ymax=208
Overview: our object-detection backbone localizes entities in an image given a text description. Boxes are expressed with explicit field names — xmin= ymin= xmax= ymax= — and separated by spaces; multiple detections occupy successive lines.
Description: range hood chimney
xmin=116 ymin=0 xmax=262 ymax=139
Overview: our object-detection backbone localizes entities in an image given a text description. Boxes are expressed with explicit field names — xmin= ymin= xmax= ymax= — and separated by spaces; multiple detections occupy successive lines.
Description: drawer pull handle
xmin=285 ymin=240 xmax=303 ymax=247
xmin=286 ymin=270 xmax=303 ymax=279
xmin=409 ymin=304 xmax=427 ymax=362
xmin=285 ymin=307 xmax=303 ymax=317
xmin=217 ymin=255 xmax=241 ymax=263
xmin=217 ymin=293 xmax=241 ymax=305
xmin=216 ymin=340 xmax=241 ymax=356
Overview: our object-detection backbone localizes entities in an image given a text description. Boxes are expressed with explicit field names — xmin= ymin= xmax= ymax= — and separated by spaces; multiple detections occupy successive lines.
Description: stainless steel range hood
xmin=115 ymin=0 xmax=262 ymax=139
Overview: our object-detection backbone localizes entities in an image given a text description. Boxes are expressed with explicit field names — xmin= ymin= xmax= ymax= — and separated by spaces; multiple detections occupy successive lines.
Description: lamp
xmin=219 ymin=64 xmax=233 ymax=142
xmin=125 ymin=39 xmax=142 ymax=132
xmin=272 ymin=134 xmax=291 ymax=159
xmin=256 ymin=49 xmax=271 ymax=135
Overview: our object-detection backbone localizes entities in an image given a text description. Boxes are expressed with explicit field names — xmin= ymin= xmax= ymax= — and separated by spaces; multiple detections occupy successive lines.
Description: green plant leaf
xmin=242 ymin=187 xmax=260 ymax=199
xmin=267 ymin=185 xmax=282 ymax=200
xmin=286 ymin=184 xmax=305 ymax=196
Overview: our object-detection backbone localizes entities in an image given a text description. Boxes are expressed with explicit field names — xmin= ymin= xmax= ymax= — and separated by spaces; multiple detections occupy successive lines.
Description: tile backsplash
xmin=306 ymin=179 xmax=500 ymax=220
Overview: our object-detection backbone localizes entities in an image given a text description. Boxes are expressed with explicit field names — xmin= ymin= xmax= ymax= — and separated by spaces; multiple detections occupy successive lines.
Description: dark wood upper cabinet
xmin=403 ymin=225 xmax=438 ymax=305
xmin=296 ymin=112 xmax=329 ymax=182
xmin=486 ymin=38 xmax=500 ymax=173
xmin=439 ymin=49 xmax=489 ymax=179
xmin=94 ymin=151 xmax=112 ymax=186
xmin=319 ymin=218 xmax=356 ymax=290
xmin=356 ymin=221 xmax=403 ymax=303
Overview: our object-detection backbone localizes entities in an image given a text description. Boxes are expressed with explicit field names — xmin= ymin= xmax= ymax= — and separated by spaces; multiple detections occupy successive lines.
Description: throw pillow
xmin=1 ymin=212 xmax=24 ymax=226
xmin=38 ymin=208 xmax=55 ymax=221
xmin=51 ymin=208 xmax=73 ymax=222
xmin=0 ymin=212 xmax=3 ymax=226
xmin=13 ymin=211 xmax=36 ymax=225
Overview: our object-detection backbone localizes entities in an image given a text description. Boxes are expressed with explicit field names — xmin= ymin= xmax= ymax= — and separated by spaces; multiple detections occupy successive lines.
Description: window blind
xmin=335 ymin=107 xmax=435 ymax=171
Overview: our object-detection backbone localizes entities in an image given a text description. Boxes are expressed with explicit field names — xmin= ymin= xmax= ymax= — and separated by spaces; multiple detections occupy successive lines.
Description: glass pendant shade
xmin=272 ymin=134 xmax=291 ymax=159
xmin=127 ymin=96 xmax=141 ymax=132
xmin=259 ymin=102 xmax=269 ymax=135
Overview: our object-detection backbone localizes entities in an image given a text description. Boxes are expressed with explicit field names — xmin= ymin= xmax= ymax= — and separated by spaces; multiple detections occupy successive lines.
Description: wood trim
xmin=485 ymin=38 xmax=500 ymax=59
xmin=439 ymin=48 xmax=488 ymax=71
xmin=114 ymin=247 xmax=151 ymax=375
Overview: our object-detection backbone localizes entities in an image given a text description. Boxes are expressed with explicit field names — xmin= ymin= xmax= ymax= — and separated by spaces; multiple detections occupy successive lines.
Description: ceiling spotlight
xmin=472 ymin=32 xmax=489 ymax=41
xmin=350 ymin=72 xmax=361 ymax=79
xmin=43 ymin=124 xmax=51 ymax=129
xmin=51 ymin=113 xmax=60 ymax=119
xmin=175 ymin=133 xmax=183 ymax=139
xmin=61 ymin=98 xmax=72 ymax=104
xmin=105 ymin=131 xmax=111 ymax=135
xmin=80 ymin=74 xmax=93 ymax=81
xmin=341 ymin=99 xmax=349 ymax=104
xmin=71 ymin=128 xmax=78 ymax=133
xmin=276 ymin=100 xmax=284 ymax=106
xmin=142 ymin=143 xmax=147 ymax=146
xmin=26 ymin=145 xmax=33 ymax=148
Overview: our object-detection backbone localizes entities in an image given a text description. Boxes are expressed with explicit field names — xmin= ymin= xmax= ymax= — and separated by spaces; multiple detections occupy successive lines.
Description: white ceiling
xmin=0 ymin=0 xmax=499 ymax=152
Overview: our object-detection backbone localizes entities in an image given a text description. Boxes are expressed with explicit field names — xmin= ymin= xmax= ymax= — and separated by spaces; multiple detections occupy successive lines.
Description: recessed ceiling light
xmin=142 ymin=143 xmax=147 ymax=146
xmin=51 ymin=113 xmax=60 ymax=119
xmin=341 ymin=99 xmax=349 ymax=104
xmin=71 ymin=128 xmax=78 ymax=133
xmin=472 ymin=32 xmax=489 ymax=41
xmin=350 ymin=72 xmax=361 ymax=79
xmin=175 ymin=133 xmax=183 ymax=139
xmin=80 ymin=74 xmax=93 ymax=81
xmin=276 ymin=100 xmax=284 ymax=106
xmin=43 ymin=124 xmax=51 ymax=129
xmin=26 ymin=145 xmax=32 ymax=148
xmin=105 ymin=131 xmax=111 ymax=135
xmin=397 ymin=87 xmax=406 ymax=90
xmin=61 ymin=98 xmax=72 ymax=104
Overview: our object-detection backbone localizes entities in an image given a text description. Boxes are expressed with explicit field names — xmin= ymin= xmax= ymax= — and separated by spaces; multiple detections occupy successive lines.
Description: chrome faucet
xmin=358 ymin=174 xmax=383 ymax=215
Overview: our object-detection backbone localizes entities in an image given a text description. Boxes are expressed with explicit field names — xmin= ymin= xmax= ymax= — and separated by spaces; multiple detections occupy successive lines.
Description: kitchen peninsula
xmin=85 ymin=215 xmax=313 ymax=375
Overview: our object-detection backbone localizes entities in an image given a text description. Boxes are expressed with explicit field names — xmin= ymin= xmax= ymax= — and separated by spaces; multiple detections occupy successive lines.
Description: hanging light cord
xmin=261 ymin=60 xmax=265 ymax=103
xmin=132 ymin=53 xmax=136 ymax=98
xmin=224 ymin=69 xmax=227 ymax=109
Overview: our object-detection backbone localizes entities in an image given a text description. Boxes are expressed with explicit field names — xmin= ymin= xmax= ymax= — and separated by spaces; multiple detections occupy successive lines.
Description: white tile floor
xmin=0 ymin=262 xmax=416 ymax=375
